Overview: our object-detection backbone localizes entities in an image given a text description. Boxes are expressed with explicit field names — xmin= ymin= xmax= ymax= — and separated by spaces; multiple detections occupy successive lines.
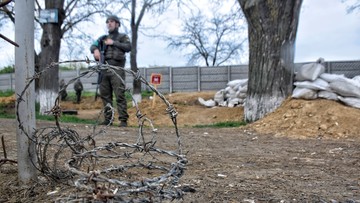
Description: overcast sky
xmin=1 ymin=0 xmax=360 ymax=68
xmin=295 ymin=0 xmax=360 ymax=63
xmin=134 ymin=0 xmax=360 ymax=66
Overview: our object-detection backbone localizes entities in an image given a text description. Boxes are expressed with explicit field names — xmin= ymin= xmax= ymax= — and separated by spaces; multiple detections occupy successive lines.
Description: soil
xmin=0 ymin=92 xmax=360 ymax=202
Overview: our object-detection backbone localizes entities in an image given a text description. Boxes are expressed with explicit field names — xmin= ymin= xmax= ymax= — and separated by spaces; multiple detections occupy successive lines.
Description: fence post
xmin=197 ymin=66 xmax=201 ymax=92
xmin=227 ymin=66 xmax=231 ymax=82
xmin=10 ymin=73 xmax=13 ymax=91
xmin=326 ymin=61 xmax=331 ymax=74
xmin=169 ymin=67 xmax=173 ymax=93
xmin=143 ymin=68 xmax=147 ymax=91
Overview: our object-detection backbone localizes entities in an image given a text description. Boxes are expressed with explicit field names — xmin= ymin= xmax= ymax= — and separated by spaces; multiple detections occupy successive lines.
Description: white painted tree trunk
xmin=38 ymin=1 xmax=63 ymax=115
xmin=244 ymin=94 xmax=286 ymax=123
xmin=132 ymin=93 xmax=142 ymax=106
xmin=15 ymin=0 xmax=37 ymax=183
xmin=239 ymin=0 xmax=302 ymax=122
xmin=39 ymin=90 xmax=58 ymax=114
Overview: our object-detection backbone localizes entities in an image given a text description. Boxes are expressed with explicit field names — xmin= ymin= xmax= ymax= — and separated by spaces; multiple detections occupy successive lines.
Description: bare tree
xmin=342 ymin=0 xmax=360 ymax=13
xmin=115 ymin=0 xmax=182 ymax=103
xmin=36 ymin=0 xmax=113 ymax=114
xmin=1 ymin=1 xmax=114 ymax=114
xmin=166 ymin=3 xmax=247 ymax=66
xmin=237 ymin=0 xmax=303 ymax=122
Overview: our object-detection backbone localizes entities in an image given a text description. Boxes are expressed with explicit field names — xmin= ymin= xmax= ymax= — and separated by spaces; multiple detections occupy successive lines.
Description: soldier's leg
xmin=112 ymin=69 xmax=129 ymax=124
xmin=99 ymin=72 xmax=114 ymax=124
xmin=76 ymin=91 xmax=81 ymax=103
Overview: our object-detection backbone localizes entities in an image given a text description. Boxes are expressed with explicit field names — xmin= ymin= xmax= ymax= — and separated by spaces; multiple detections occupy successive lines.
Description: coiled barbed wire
xmin=15 ymin=59 xmax=188 ymax=202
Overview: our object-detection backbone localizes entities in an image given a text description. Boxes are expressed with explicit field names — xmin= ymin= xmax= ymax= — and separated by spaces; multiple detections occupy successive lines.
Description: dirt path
xmin=0 ymin=119 xmax=359 ymax=202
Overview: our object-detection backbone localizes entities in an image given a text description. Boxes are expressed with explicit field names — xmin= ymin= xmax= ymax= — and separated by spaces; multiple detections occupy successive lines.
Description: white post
xmin=15 ymin=0 xmax=37 ymax=183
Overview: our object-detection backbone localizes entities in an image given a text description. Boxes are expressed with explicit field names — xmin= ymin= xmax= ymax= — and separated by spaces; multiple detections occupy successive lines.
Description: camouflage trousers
xmin=99 ymin=59 xmax=128 ymax=123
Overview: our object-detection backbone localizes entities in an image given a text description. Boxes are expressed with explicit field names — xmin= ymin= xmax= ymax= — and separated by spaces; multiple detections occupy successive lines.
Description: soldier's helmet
xmin=106 ymin=15 xmax=120 ymax=25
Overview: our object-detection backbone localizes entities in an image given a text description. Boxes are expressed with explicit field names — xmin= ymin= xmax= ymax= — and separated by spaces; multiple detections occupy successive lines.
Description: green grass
xmin=0 ymin=91 xmax=95 ymax=123
xmin=125 ymin=90 xmax=153 ymax=101
xmin=36 ymin=114 xmax=95 ymax=124
xmin=0 ymin=112 xmax=15 ymax=119
xmin=0 ymin=90 xmax=14 ymax=97
xmin=66 ymin=91 xmax=95 ymax=101
xmin=0 ymin=104 xmax=95 ymax=124
xmin=0 ymin=90 xmax=154 ymax=124
xmin=193 ymin=121 xmax=247 ymax=128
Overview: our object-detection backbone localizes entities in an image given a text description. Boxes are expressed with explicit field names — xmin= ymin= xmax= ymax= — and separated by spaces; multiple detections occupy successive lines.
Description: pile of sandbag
xmin=292 ymin=59 xmax=360 ymax=109
xmin=199 ymin=58 xmax=360 ymax=109
xmin=198 ymin=79 xmax=248 ymax=108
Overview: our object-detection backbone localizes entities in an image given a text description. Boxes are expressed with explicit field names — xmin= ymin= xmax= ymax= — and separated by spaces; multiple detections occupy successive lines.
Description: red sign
xmin=150 ymin=73 xmax=162 ymax=85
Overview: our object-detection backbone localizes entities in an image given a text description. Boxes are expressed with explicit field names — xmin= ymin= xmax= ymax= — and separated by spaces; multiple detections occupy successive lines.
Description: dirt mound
xmin=58 ymin=91 xmax=243 ymax=127
xmin=249 ymin=98 xmax=360 ymax=139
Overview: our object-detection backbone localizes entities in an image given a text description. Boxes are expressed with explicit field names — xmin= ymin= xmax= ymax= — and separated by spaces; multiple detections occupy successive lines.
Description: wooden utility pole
xmin=15 ymin=0 xmax=37 ymax=183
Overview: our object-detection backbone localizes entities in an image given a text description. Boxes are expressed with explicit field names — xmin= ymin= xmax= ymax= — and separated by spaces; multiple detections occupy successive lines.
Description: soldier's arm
xmin=90 ymin=35 xmax=107 ymax=53
xmin=112 ymin=34 xmax=131 ymax=52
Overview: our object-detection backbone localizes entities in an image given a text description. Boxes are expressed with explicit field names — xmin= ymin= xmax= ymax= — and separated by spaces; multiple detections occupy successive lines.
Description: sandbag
xmin=227 ymin=98 xmax=243 ymax=108
xmin=236 ymin=91 xmax=247 ymax=99
xmin=225 ymin=87 xmax=237 ymax=99
xmin=295 ymin=62 xmax=325 ymax=81
xmin=198 ymin=97 xmax=216 ymax=108
xmin=329 ymin=79 xmax=360 ymax=98
xmin=318 ymin=90 xmax=338 ymax=101
xmin=352 ymin=75 xmax=360 ymax=84
xmin=292 ymin=87 xmax=318 ymax=100
xmin=294 ymin=78 xmax=330 ymax=91
xmin=239 ymin=85 xmax=247 ymax=93
xmin=227 ymin=79 xmax=248 ymax=89
xmin=338 ymin=96 xmax=360 ymax=109
xmin=320 ymin=73 xmax=346 ymax=83
xmin=214 ymin=89 xmax=225 ymax=104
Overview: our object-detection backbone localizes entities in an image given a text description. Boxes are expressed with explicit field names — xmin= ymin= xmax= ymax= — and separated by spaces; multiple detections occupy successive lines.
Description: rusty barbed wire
xmin=0 ymin=136 xmax=17 ymax=167
xmin=15 ymin=59 xmax=188 ymax=202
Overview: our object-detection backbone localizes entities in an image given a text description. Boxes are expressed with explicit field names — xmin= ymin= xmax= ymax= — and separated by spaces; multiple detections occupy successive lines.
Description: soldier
xmin=59 ymin=79 xmax=67 ymax=101
xmin=90 ymin=15 xmax=131 ymax=127
xmin=73 ymin=78 xmax=83 ymax=104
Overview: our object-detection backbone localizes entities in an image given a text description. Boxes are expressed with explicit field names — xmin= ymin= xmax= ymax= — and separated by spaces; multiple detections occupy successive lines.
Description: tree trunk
xmin=38 ymin=1 xmax=65 ymax=114
xmin=131 ymin=0 xmax=142 ymax=104
xmin=238 ymin=0 xmax=303 ymax=122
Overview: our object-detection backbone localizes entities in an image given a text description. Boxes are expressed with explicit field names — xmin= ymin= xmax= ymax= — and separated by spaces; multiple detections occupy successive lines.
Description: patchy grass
xmin=36 ymin=114 xmax=95 ymax=124
xmin=0 ymin=89 xmax=14 ymax=97
xmin=0 ymin=91 xmax=154 ymax=124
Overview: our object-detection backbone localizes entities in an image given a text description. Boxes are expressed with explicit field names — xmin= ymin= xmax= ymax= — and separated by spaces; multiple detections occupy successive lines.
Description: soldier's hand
xmin=93 ymin=49 xmax=100 ymax=60
xmin=104 ymin=38 xmax=114 ymax=45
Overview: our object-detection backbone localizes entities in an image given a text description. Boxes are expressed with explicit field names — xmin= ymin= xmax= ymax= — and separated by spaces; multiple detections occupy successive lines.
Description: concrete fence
xmin=1 ymin=60 xmax=360 ymax=93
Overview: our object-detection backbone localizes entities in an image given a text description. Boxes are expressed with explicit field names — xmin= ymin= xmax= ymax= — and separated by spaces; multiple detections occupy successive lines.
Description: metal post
xmin=15 ymin=0 xmax=37 ymax=183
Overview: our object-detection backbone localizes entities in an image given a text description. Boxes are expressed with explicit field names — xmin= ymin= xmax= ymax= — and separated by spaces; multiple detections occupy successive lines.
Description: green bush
xmin=0 ymin=65 xmax=15 ymax=74
xmin=59 ymin=63 xmax=88 ymax=71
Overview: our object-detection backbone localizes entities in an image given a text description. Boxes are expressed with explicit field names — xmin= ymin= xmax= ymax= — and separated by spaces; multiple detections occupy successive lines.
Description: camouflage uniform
xmin=90 ymin=16 xmax=131 ymax=125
